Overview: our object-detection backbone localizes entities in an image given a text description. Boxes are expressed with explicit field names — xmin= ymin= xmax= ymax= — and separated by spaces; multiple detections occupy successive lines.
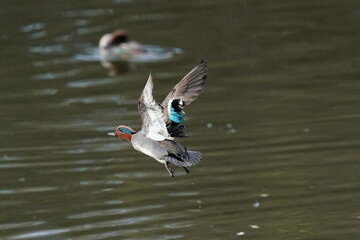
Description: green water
xmin=1 ymin=0 xmax=359 ymax=239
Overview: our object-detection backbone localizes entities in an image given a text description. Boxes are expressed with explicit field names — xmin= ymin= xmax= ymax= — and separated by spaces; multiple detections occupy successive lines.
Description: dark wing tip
xmin=200 ymin=59 xmax=208 ymax=64
xmin=199 ymin=59 xmax=208 ymax=73
xmin=198 ymin=59 xmax=208 ymax=81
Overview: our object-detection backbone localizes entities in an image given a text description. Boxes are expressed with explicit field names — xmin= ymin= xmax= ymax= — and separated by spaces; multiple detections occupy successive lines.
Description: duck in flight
xmin=108 ymin=60 xmax=208 ymax=177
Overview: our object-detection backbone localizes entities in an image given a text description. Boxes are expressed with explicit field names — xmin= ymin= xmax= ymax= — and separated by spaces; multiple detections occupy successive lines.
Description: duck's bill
xmin=107 ymin=132 xmax=116 ymax=136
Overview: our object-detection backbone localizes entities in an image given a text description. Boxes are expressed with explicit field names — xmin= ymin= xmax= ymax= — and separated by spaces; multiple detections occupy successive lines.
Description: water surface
xmin=1 ymin=0 xmax=359 ymax=239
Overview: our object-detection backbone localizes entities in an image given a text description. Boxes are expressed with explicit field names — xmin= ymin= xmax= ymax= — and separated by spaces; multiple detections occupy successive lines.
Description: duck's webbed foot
xmin=183 ymin=167 xmax=190 ymax=174
xmin=165 ymin=162 xmax=175 ymax=177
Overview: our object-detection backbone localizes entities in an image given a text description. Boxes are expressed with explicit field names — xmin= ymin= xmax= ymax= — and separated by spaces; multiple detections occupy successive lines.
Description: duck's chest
xmin=131 ymin=133 xmax=168 ymax=163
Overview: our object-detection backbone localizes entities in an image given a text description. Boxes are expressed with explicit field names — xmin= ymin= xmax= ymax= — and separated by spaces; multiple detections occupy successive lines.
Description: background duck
xmin=99 ymin=29 xmax=146 ymax=61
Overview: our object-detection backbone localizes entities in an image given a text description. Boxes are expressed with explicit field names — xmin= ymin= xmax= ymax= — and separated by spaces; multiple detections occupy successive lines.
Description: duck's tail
xmin=186 ymin=150 xmax=201 ymax=166
xmin=164 ymin=150 xmax=201 ymax=167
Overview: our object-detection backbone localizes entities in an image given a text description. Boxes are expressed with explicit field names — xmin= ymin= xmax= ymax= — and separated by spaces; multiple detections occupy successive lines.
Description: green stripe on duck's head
xmin=108 ymin=125 xmax=136 ymax=142
xmin=117 ymin=125 xmax=135 ymax=134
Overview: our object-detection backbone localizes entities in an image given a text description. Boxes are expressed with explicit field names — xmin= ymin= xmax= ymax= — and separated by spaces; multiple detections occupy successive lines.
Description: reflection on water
xmin=1 ymin=0 xmax=360 ymax=239
xmin=73 ymin=43 xmax=181 ymax=76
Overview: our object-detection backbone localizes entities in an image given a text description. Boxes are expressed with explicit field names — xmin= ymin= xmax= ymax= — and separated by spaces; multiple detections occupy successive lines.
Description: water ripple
xmin=68 ymin=205 xmax=164 ymax=219
xmin=69 ymin=215 xmax=159 ymax=232
xmin=68 ymin=208 xmax=130 ymax=219
xmin=65 ymin=229 xmax=138 ymax=240
xmin=79 ymin=180 xmax=124 ymax=186
xmin=29 ymin=45 xmax=66 ymax=54
xmin=59 ymin=95 xmax=135 ymax=106
xmin=0 ymin=158 xmax=116 ymax=170
xmin=168 ymin=192 xmax=199 ymax=197
xmin=20 ymin=22 xmax=46 ymax=33
xmin=0 ymin=221 xmax=45 ymax=230
xmin=62 ymin=9 xmax=114 ymax=17
xmin=67 ymin=78 xmax=115 ymax=88
xmin=33 ymin=69 xmax=81 ymax=80
xmin=0 ymin=187 xmax=57 ymax=195
xmin=163 ymin=223 xmax=192 ymax=229
xmin=12 ymin=229 xmax=69 ymax=239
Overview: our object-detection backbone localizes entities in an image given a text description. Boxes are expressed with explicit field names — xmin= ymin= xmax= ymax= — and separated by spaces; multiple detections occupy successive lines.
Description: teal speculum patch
xmin=170 ymin=106 xmax=184 ymax=123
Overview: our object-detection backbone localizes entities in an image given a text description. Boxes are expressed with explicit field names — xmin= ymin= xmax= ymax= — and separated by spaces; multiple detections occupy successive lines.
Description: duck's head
xmin=108 ymin=125 xmax=136 ymax=142
xmin=99 ymin=29 xmax=129 ymax=49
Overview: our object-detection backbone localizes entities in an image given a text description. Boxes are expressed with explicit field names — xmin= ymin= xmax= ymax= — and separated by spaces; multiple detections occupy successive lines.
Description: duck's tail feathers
xmin=186 ymin=150 xmax=202 ymax=166
xmin=164 ymin=150 xmax=201 ymax=167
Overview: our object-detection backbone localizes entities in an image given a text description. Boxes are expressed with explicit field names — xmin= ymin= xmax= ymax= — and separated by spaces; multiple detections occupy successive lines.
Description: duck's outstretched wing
xmin=161 ymin=59 xmax=208 ymax=137
xmin=138 ymin=74 xmax=172 ymax=141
